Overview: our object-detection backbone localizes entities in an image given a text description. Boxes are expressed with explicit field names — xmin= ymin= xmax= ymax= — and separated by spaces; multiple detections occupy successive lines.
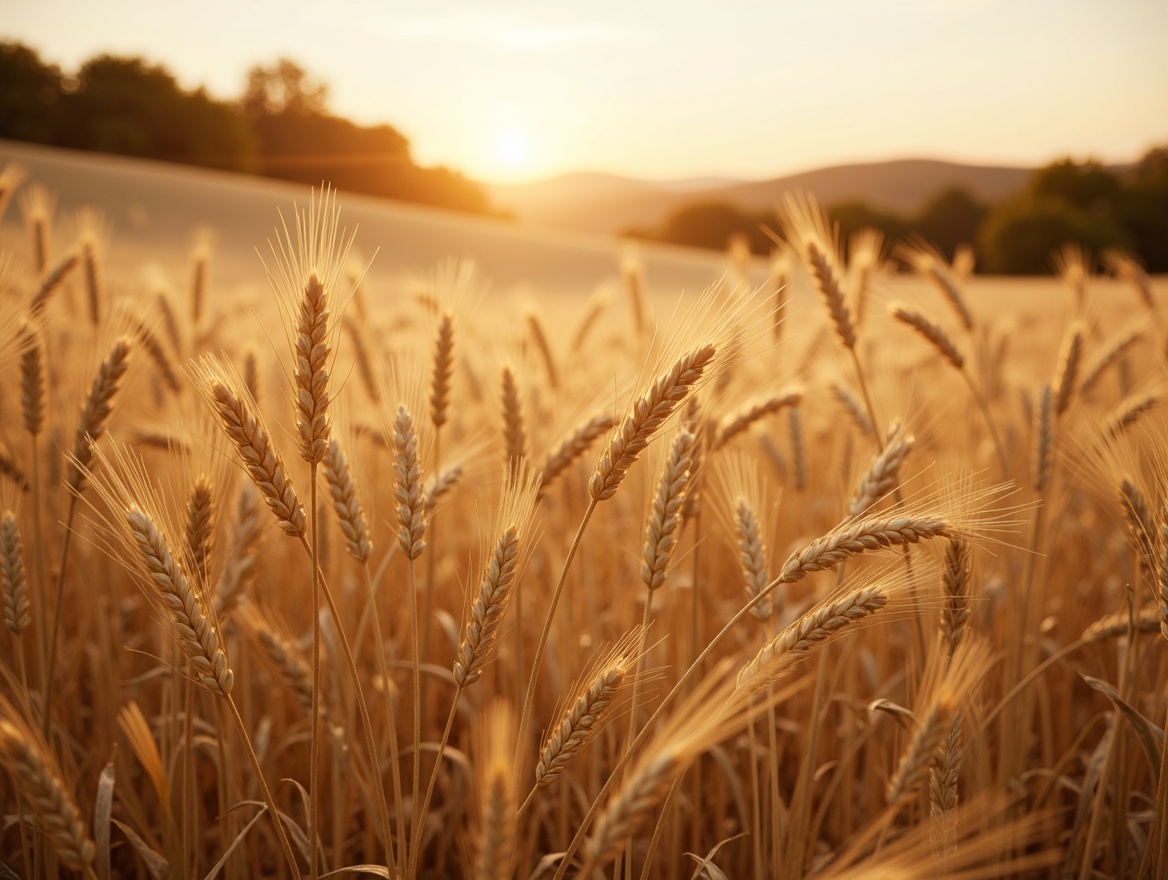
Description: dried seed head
xmin=1 ymin=512 xmax=30 ymax=634
xmin=590 ymin=344 xmax=716 ymax=502
xmin=393 ymin=404 xmax=426 ymax=560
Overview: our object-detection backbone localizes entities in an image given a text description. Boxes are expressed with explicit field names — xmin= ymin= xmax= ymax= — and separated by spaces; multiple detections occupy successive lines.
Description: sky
xmin=5 ymin=0 xmax=1168 ymax=185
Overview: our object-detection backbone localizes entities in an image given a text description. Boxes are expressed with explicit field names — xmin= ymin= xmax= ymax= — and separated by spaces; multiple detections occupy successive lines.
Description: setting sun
xmin=496 ymin=130 xmax=530 ymax=167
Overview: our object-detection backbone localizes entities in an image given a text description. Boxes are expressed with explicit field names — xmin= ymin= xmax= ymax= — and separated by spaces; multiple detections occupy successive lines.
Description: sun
xmin=496 ymin=131 xmax=530 ymax=167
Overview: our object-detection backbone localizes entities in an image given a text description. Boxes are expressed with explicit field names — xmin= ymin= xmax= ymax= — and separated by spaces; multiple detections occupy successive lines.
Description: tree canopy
xmin=0 ymin=42 xmax=493 ymax=215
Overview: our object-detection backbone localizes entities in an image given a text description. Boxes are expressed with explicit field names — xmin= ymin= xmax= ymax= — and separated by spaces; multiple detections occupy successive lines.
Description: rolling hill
xmin=491 ymin=159 xmax=1031 ymax=234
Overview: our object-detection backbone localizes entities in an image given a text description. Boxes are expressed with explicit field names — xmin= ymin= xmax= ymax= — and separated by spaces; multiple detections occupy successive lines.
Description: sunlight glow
xmin=496 ymin=131 xmax=530 ymax=167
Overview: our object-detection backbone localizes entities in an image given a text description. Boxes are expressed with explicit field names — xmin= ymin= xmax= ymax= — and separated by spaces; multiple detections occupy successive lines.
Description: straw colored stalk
xmin=591 ymin=343 xmax=716 ymax=502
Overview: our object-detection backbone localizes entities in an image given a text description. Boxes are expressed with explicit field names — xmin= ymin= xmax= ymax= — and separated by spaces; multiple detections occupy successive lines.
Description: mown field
xmin=0 ymin=142 xmax=1165 ymax=879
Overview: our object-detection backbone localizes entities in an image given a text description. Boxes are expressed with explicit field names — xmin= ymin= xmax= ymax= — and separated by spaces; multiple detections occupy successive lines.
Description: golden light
xmin=496 ymin=131 xmax=530 ymax=167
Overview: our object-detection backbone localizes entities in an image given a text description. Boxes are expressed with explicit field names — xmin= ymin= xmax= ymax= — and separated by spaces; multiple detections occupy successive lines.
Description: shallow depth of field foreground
xmin=1 ymin=162 xmax=1167 ymax=880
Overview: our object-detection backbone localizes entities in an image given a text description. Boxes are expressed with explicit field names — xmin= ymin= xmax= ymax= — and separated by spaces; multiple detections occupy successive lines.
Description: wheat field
xmin=0 ymin=158 xmax=1165 ymax=880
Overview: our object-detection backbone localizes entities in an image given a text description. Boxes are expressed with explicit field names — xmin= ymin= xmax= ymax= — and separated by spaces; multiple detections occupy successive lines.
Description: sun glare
xmin=496 ymin=131 xmax=530 ymax=167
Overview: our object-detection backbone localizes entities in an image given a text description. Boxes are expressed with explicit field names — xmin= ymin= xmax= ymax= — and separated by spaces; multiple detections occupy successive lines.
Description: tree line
xmin=628 ymin=150 xmax=1168 ymax=274
xmin=0 ymin=42 xmax=492 ymax=215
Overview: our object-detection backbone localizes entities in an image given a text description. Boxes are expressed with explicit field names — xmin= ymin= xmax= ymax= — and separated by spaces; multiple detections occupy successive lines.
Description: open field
xmin=0 ymin=144 xmax=1166 ymax=879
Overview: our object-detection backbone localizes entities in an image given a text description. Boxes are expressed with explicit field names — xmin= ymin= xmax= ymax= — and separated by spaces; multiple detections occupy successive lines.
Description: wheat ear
xmin=500 ymin=364 xmax=527 ymax=474
xmin=891 ymin=305 xmax=964 ymax=370
xmin=0 ymin=717 xmax=96 ymax=871
xmin=642 ymin=430 xmax=696 ymax=590
xmin=849 ymin=421 xmax=914 ymax=517
xmin=323 ymin=438 xmax=371 ymax=564
xmin=454 ymin=524 xmax=521 ymax=687
xmin=201 ymin=372 xmax=306 ymax=537
xmin=538 ymin=412 xmax=615 ymax=498
xmin=590 ymin=344 xmax=716 ymax=501
xmin=18 ymin=322 xmax=45 ymax=437
xmin=779 ymin=515 xmax=953 ymax=583
xmin=128 ymin=506 xmax=233 ymax=696
xmin=214 ymin=484 xmax=264 ymax=618
xmin=183 ymin=474 xmax=215 ymax=586
xmin=735 ymin=497 xmax=773 ymax=621
xmin=1052 ymin=324 xmax=1084 ymax=417
xmin=393 ymin=404 xmax=426 ymax=560
xmin=29 ymin=253 xmax=77 ymax=314
xmin=1 ymin=512 xmax=30 ymax=635
xmin=714 ymin=390 xmax=803 ymax=450
xmin=424 ymin=462 xmax=464 ymax=514
xmin=1032 ymin=383 xmax=1053 ymax=492
xmin=429 ymin=310 xmax=454 ymax=426
xmin=67 ymin=336 xmax=132 ymax=492
xmin=737 ymin=584 xmax=888 ymax=692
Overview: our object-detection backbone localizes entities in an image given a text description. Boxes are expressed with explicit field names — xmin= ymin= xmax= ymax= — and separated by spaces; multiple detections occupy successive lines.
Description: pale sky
xmin=5 ymin=0 xmax=1167 ymax=184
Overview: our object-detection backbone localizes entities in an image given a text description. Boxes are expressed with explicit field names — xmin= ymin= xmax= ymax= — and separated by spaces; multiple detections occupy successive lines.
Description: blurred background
xmin=2 ymin=0 xmax=1166 ymax=283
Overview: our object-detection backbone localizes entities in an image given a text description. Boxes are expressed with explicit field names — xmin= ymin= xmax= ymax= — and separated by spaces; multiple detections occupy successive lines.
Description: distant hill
xmin=491 ymin=159 xmax=1031 ymax=234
